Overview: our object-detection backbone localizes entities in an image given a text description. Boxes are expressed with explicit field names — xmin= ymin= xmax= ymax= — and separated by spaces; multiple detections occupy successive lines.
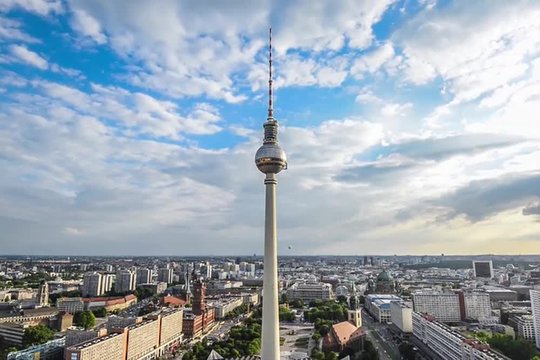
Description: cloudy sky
xmin=0 ymin=0 xmax=539 ymax=256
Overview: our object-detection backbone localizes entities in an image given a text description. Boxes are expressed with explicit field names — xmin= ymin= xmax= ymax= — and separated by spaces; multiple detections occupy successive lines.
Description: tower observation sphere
xmin=255 ymin=26 xmax=287 ymax=175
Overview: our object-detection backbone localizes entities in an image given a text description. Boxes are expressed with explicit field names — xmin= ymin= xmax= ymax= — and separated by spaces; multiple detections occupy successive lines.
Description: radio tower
xmin=255 ymin=28 xmax=287 ymax=360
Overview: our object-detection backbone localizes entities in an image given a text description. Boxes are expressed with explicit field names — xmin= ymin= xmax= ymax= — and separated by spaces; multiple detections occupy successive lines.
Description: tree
xmin=92 ymin=308 xmax=108 ymax=318
xmin=311 ymin=349 xmax=325 ymax=360
xmin=74 ymin=310 xmax=96 ymax=330
xmin=290 ymin=299 xmax=304 ymax=309
xmin=487 ymin=334 xmax=538 ymax=360
xmin=22 ymin=325 xmax=55 ymax=346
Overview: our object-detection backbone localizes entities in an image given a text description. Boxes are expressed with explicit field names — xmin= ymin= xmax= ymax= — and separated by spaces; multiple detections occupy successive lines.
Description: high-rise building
xmin=514 ymin=315 xmax=535 ymax=342
xmin=100 ymin=274 xmax=114 ymax=295
xmin=390 ymin=301 xmax=413 ymax=333
xmin=413 ymin=292 xmax=492 ymax=322
xmin=37 ymin=280 xmax=48 ymax=306
xmin=158 ymin=267 xmax=173 ymax=285
xmin=115 ymin=270 xmax=136 ymax=293
xmin=81 ymin=272 xmax=102 ymax=297
xmin=413 ymin=293 xmax=461 ymax=322
xmin=531 ymin=289 xmax=540 ymax=349
xmin=463 ymin=293 xmax=492 ymax=320
xmin=254 ymin=28 xmax=288 ymax=360
xmin=136 ymin=268 xmax=151 ymax=285
xmin=473 ymin=260 xmax=494 ymax=278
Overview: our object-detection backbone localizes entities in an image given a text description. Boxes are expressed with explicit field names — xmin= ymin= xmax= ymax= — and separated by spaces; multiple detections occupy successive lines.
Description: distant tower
xmin=192 ymin=280 xmax=207 ymax=316
xmin=348 ymin=308 xmax=362 ymax=328
xmin=37 ymin=280 xmax=49 ymax=307
xmin=348 ymin=282 xmax=362 ymax=327
xmin=255 ymin=28 xmax=287 ymax=360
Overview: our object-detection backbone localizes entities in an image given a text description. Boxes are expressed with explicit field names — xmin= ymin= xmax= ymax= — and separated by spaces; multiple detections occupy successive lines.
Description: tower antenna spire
xmin=268 ymin=27 xmax=273 ymax=119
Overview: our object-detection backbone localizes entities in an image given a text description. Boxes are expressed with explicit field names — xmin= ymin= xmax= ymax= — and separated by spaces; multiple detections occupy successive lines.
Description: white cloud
xmin=351 ymin=42 xmax=396 ymax=79
xmin=381 ymin=102 xmax=413 ymax=117
xmin=0 ymin=17 xmax=38 ymax=42
xmin=9 ymin=44 xmax=48 ymax=69
xmin=0 ymin=0 xmax=62 ymax=15
xmin=70 ymin=9 xmax=106 ymax=44
xmin=355 ymin=89 xmax=382 ymax=104
xmin=274 ymin=55 xmax=348 ymax=88
xmin=395 ymin=0 xmax=540 ymax=104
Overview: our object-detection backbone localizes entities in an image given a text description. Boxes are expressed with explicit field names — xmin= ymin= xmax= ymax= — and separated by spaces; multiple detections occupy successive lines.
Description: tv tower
xmin=255 ymin=28 xmax=287 ymax=360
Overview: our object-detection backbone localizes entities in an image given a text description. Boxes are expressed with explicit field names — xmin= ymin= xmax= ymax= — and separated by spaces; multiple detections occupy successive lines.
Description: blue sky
xmin=0 ymin=0 xmax=539 ymax=255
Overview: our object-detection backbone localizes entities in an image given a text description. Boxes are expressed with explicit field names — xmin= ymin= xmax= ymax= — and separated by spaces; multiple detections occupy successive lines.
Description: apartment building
xmin=413 ymin=293 xmax=461 ymax=322
xmin=65 ymin=332 xmax=127 ymax=360
xmin=412 ymin=312 xmax=510 ymax=360
xmin=513 ymin=315 xmax=535 ymax=342
xmin=530 ymin=289 xmax=540 ymax=349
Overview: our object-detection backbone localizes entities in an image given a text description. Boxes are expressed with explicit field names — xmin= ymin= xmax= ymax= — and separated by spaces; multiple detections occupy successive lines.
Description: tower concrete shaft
xmin=261 ymin=173 xmax=279 ymax=359
xmin=255 ymin=28 xmax=286 ymax=360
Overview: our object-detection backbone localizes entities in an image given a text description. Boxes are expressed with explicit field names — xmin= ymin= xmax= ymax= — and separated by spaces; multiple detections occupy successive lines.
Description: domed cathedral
xmin=374 ymin=270 xmax=397 ymax=294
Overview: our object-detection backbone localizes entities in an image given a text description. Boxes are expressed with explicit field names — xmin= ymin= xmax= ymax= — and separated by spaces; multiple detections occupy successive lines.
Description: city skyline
xmin=1 ymin=0 xmax=540 ymax=256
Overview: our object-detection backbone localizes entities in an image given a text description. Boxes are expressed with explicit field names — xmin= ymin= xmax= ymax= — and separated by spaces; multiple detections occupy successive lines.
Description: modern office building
xmin=81 ymin=273 xmax=103 ymax=297
xmin=473 ymin=260 xmax=494 ymax=279
xmin=531 ymin=289 xmax=540 ymax=349
xmin=115 ymin=270 xmax=136 ymax=293
xmin=390 ymin=301 xmax=413 ymax=333
xmin=136 ymin=268 xmax=151 ymax=286
xmin=286 ymin=280 xmax=334 ymax=302
xmin=365 ymin=294 xmax=402 ymax=323
xmin=412 ymin=312 xmax=510 ymax=360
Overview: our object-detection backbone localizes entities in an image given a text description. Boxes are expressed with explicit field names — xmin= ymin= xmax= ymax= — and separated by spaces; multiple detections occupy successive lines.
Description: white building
xmin=464 ymin=293 xmax=492 ymax=321
xmin=413 ymin=293 xmax=461 ymax=322
xmin=365 ymin=294 xmax=402 ymax=323
xmin=100 ymin=274 xmax=114 ymax=295
xmin=412 ymin=312 xmax=510 ymax=360
xmin=531 ymin=289 xmax=540 ymax=349
xmin=213 ymin=297 xmax=244 ymax=319
xmin=514 ymin=315 xmax=535 ymax=342
xmin=81 ymin=272 xmax=103 ymax=297
xmin=390 ymin=301 xmax=413 ymax=333
xmin=286 ymin=280 xmax=334 ymax=302
xmin=115 ymin=270 xmax=136 ymax=293
xmin=136 ymin=268 xmax=151 ymax=285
